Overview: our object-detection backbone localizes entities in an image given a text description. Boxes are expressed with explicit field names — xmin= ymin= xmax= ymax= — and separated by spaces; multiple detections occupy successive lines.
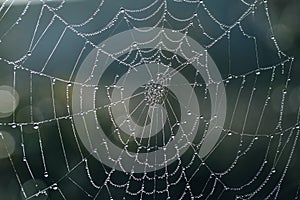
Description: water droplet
xmin=228 ymin=131 xmax=232 ymax=136
xmin=132 ymin=43 xmax=137 ymax=48
xmin=44 ymin=172 xmax=48 ymax=178
xmin=187 ymin=110 xmax=191 ymax=115
xmin=33 ymin=124 xmax=39 ymax=130
xmin=27 ymin=51 xmax=32 ymax=56
xmin=256 ymin=71 xmax=260 ymax=75
xmin=11 ymin=124 xmax=16 ymax=129
xmin=67 ymin=82 xmax=72 ymax=87
xmin=52 ymin=183 xmax=58 ymax=190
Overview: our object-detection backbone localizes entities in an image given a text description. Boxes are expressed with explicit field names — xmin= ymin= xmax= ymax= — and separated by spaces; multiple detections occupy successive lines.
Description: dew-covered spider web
xmin=0 ymin=0 xmax=299 ymax=199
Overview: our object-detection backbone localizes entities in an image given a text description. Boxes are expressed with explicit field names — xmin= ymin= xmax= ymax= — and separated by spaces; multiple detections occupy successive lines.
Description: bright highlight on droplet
xmin=0 ymin=85 xmax=19 ymax=118
xmin=0 ymin=131 xmax=16 ymax=159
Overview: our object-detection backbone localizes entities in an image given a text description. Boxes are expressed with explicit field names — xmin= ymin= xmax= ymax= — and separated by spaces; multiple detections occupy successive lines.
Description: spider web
xmin=0 ymin=0 xmax=299 ymax=199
